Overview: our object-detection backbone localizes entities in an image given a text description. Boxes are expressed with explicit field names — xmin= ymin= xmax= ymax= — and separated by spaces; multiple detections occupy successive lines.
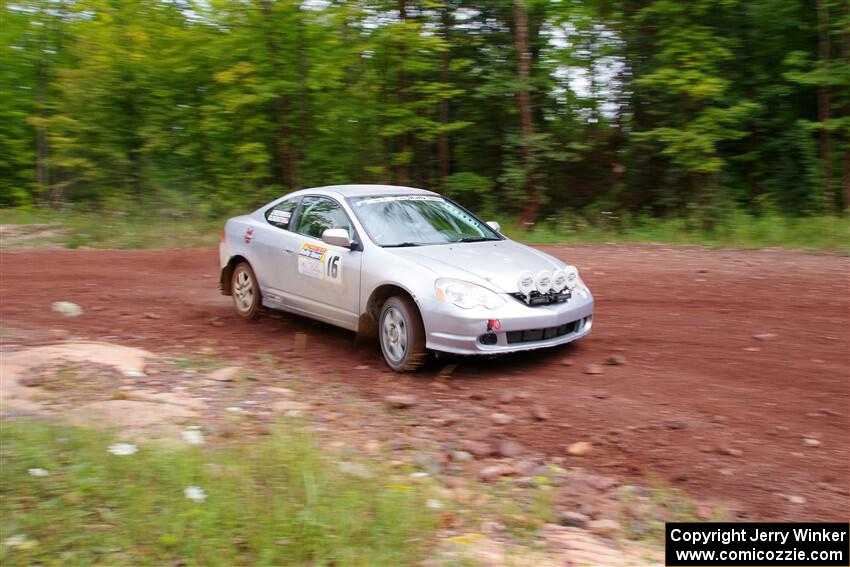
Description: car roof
xmin=286 ymin=184 xmax=439 ymax=199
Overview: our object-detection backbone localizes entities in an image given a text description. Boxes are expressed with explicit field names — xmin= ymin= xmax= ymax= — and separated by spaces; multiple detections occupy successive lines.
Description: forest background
xmin=2 ymin=0 xmax=848 ymax=249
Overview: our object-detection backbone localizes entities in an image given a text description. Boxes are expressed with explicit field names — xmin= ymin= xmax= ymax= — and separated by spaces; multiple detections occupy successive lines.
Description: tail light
xmin=220 ymin=227 xmax=226 ymax=242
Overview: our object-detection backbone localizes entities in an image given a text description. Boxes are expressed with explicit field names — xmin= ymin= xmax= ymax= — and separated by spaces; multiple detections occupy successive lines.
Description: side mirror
xmin=321 ymin=228 xmax=352 ymax=249
xmin=486 ymin=221 xmax=501 ymax=233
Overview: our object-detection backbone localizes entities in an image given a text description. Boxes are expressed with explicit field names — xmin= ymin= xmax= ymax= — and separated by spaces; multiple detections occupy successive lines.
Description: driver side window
xmin=292 ymin=196 xmax=352 ymax=240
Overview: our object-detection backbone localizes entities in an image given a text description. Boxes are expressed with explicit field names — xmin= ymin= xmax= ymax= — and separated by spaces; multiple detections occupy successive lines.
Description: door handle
xmin=284 ymin=247 xmax=295 ymax=255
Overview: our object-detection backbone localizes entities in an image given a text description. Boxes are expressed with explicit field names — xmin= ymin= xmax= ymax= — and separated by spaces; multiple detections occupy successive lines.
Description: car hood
xmin=387 ymin=239 xmax=565 ymax=293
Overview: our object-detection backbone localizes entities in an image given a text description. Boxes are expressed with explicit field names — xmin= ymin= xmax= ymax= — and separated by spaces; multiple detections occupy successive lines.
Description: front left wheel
xmin=231 ymin=262 xmax=260 ymax=320
xmin=379 ymin=295 xmax=428 ymax=372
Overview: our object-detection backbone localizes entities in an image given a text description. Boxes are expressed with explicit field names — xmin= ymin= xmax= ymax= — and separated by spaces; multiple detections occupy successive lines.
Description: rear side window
xmin=291 ymin=196 xmax=353 ymax=240
xmin=265 ymin=198 xmax=298 ymax=230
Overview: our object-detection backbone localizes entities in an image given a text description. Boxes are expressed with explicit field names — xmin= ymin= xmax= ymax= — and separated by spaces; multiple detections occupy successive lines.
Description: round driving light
xmin=517 ymin=271 xmax=535 ymax=295
xmin=551 ymin=269 xmax=567 ymax=292
xmin=479 ymin=332 xmax=498 ymax=345
xmin=535 ymin=270 xmax=553 ymax=294
xmin=564 ymin=266 xmax=579 ymax=290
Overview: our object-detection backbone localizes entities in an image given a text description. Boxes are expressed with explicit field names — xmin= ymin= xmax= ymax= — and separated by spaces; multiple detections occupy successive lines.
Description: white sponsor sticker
xmin=297 ymin=242 xmax=342 ymax=284
xmin=268 ymin=210 xmax=291 ymax=223
xmin=358 ymin=195 xmax=444 ymax=205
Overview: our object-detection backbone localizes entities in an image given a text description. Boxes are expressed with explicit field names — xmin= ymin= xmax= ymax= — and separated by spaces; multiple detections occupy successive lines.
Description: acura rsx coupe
xmin=219 ymin=184 xmax=593 ymax=371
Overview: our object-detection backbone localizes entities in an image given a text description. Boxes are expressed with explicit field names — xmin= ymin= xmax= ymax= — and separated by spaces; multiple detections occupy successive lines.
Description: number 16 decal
xmin=325 ymin=254 xmax=342 ymax=284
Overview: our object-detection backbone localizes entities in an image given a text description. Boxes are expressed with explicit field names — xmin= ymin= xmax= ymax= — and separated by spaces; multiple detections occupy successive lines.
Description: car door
xmin=286 ymin=195 xmax=363 ymax=330
xmin=250 ymin=197 xmax=300 ymax=305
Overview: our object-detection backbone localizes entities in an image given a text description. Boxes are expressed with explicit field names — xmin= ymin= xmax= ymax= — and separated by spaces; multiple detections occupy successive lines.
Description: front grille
xmin=506 ymin=320 xmax=578 ymax=344
xmin=510 ymin=290 xmax=570 ymax=306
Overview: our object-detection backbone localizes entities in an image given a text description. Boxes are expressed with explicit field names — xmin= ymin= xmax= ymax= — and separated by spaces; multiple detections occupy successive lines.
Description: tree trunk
xmin=414 ymin=137 xmax=428 ymax=188
xmin=514 ymin=0 xmax=539 ymax=226
xmin=395 ymin=0 xmax=409 ymax=186
xmin=123 ymin=88 xmax=145 ymax=198
xmin=380 ymin=57 xmax=391 ymax=183
xmin=437 ymin=6 xmax=452 ymax=185
xmin=43 ymin=0 xmax=70 ymax=206
xmin=841 ymin=0 xmax=849 ymax=211
xmin=298 ymin=9 xmax=310 ymax=149
xmin=34 ymin=0 xmax=65 ymax=205
xmin=817 ymin=0 xmax=834 ymax=212
xmin=748 ymin=128 xmax=760 ymax=206
xmin=276 ymin=96 xmax=298 ymax=189
xmin=259 ymin=0 xmax=298 ymax=190
xmin=35 ymin=58 xmax=50 ymax=199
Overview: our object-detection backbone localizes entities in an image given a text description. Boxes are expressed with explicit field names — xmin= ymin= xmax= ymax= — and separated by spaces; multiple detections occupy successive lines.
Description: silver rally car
xmin=219 ymin=184 xmax=593 ymax=371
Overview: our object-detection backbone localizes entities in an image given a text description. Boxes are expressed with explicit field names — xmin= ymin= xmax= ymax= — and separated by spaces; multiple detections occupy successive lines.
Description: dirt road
xmin=1 ymin=244 xmax=848 ymax=520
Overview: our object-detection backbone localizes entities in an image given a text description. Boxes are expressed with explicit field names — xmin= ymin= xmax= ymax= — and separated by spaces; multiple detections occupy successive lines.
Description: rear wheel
xmin=379 ymin=296 xmax=427 ymax=372
xmin=232 ymin=262 xmax=260 ymax=320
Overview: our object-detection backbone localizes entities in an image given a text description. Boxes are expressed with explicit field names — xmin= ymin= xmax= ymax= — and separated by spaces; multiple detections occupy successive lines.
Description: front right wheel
xmin=379 ymin=295 xmax=427 ymax=372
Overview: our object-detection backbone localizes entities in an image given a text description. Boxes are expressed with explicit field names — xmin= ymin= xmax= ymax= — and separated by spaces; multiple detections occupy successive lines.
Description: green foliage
xmin=495 ymin=207 xmax=850 ymax=253
xmin=443 ymin=171 xmax=494 ymax=210
xmin=1 ymin=0 xmax=847 ymax=217
xmin=0 ymin=419 xmax=435 ymax=566
xmin=629 ymin=0 xmax=755 ymax=204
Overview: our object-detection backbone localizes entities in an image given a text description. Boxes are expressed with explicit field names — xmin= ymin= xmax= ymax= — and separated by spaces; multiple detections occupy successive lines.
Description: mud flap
xmin=354 ymin=313 xmax=378 ymax=345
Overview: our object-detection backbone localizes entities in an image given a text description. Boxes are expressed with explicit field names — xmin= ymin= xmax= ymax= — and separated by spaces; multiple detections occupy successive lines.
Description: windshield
xmin=348 ymin=195 xmax=502 ymax=247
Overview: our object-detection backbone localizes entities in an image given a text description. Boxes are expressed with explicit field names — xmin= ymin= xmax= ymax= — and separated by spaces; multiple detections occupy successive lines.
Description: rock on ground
xmin=587 ymin=518 xmax=622 ymax=538
xmin=479 ymin=464 xmax=515 ymax=481
xmin=490 ymin=412 xmax=514 ymax=425
xmin=566 ymin=441 xmax=593 ymax=456
xmin=208 ymin=366 xmax=244 ymax=382
xmin=384 ymin=394 xmax=417 ymax=408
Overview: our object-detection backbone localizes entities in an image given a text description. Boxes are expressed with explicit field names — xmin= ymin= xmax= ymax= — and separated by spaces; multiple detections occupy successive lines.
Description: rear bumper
xmin=423 ymin=290 xmax=594 ymax=355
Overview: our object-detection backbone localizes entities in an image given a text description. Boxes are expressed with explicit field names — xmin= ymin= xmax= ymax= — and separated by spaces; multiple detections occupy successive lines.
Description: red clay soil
xmin=1 ymin=244 xmax=848 ymax=520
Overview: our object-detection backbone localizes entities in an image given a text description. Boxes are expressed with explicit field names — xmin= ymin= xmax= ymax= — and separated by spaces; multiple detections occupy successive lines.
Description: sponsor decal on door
xmin=297 ymin=242 xmax=342 ymax=284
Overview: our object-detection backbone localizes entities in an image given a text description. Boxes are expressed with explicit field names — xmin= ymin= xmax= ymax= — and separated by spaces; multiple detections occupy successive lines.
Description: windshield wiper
xmin=453 ymin=236 xmax=499 ymax=243
xmin=383 ymin=242 xmax=425 ymax=248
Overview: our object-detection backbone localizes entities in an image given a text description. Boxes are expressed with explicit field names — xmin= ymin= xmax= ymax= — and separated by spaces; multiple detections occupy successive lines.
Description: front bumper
xmin=423 ymin=290 xmax=594 ymax=355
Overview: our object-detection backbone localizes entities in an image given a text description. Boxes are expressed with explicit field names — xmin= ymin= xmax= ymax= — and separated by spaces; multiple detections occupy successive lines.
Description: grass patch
xmin=1 ymin=208 xmax=222 ymax=249
xmin=3 ymin=205 xmax=846 ymax=252
xmin=495 ymin=210 xmax=849 ymax=253
xmin=0 ymin=419 xmax=435 ymax=566
xmin=616 ymin=480 xmax=726 ymax=545
xmin=168 ymin=354 xmax=230 ymax=372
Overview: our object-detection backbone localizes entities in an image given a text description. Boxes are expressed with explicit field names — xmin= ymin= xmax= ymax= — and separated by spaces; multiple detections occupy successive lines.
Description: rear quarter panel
xmin=220 ymin=215 xmax=257 ymax=269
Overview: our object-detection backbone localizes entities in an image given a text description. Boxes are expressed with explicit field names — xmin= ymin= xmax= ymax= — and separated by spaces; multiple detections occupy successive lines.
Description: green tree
xmin=785 ymin=0 xmax=850 ymax=211
xmin=626 ymin=0 xmax=756 ymax=216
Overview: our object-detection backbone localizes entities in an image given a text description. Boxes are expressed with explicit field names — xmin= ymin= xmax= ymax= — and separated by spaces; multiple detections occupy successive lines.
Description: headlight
xmin=564 ymin=265 xmax=580 ymax=290
xmin=551 ymin=269 xmax=567 ymax=292
xmin=535 ymin=270 xmax=553 ymax=294
xmin=435 ymin=278 xmax=506 ymax=310
xmin=517 ymin=271 xmax=535 ymax=295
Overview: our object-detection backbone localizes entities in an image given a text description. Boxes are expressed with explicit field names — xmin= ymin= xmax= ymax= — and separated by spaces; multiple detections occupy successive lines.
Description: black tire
xmin=379 ymin=295 xmax=428 ymax=372
xmin=231 ymin=262 xmax=261 ymax=320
